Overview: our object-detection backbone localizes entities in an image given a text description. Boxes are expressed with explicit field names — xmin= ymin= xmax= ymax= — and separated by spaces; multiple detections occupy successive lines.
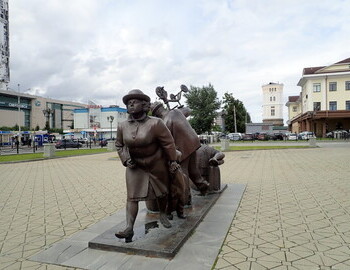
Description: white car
xmin=228 ymin=133 xmax=242 ymax=141
xmin=287 ymin=133 xmax=298 ymax=140
xmin=298 ymin=132 xmax=316 ymax=140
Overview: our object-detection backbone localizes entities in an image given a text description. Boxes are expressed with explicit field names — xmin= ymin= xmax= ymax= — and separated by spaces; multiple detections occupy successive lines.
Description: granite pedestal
xmin=88 ymin=186 xmax=227 ymax=258
xmin=30 ymin=184 xmax=246 ymax=270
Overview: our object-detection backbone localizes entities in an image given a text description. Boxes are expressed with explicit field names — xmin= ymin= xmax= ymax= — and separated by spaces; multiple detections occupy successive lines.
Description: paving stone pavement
xmin=215 ymin=143 xmax=350 ymax=270
xmin=0 ymin=143 xmax=350 ymax=270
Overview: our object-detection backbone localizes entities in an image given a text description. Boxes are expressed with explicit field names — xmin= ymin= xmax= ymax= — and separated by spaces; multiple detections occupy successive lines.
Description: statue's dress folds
xmin=116 ymin=114 xmax=177 ymax=201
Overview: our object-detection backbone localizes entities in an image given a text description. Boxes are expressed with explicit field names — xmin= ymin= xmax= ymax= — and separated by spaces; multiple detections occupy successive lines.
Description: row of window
xmin=313 ymin=101 xmax=350 ymax=111
xmin=313 ymin=81 xmax=350 ymax=92
xmin=269 ymin=96 xmax=276 ymax=101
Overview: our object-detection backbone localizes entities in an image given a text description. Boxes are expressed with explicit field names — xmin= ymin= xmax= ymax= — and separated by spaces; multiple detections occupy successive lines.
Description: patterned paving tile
xmin=214 ymin=146 xmax=350 ymax=270
xmin=1 ymin=145 xmax=350 ymax=269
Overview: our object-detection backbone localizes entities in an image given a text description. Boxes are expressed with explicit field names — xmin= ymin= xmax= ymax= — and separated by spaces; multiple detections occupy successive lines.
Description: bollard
xmin=220 ymin=138 xmax=230 ymax=151
xmin=309 ymin=138 xmax=317 ymax=147
xmin=107 ymin=140 xmax=116 ymax=151
xmin=43 ymin=143 xmax=56 ymax=158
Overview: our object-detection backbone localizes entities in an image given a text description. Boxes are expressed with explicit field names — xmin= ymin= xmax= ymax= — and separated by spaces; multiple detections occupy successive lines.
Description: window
xmin=271 ymin=106 xmax=275 ymax=116
xmin=313 ymin=102 xmax=321 ymax=111
xmin=273 ymin=96 xmax=276 ymax=101
xmin=313 ymin=83 xmax=321 ymax=92
xmin=270 ymin=97 xmax=272 ymax=101
xmin=346 ymin=81 xmax=350 ymax=90
xmin=329 ymin=101 xmax=337 ymax=111
xmin=292 ymin=106 xmax=297 ymax=112
xmin=329 ymin=82 xmax=337 ymax=91
xmin=346 ymin=101 xmax=350 ymax=110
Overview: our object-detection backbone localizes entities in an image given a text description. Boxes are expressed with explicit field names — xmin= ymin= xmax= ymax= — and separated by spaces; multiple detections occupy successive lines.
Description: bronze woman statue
xmin=115 ymin=89 xmax=179 ymax=242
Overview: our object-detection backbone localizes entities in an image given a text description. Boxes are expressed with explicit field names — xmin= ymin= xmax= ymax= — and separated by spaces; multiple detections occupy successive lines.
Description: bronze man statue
xmin=151 ymin=102 xmax=210 ymax=205
xmin=115 ymin=90 xmax=179 ymax=242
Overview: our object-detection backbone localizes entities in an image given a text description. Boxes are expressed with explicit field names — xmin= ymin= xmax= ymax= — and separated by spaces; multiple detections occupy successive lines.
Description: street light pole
xmin=233 ymin=105 xmax=237 ymax=133
xmin=107 ymin=116 xmax=114 ymax=139
xmin=17 ymin=84 xmax=21 ymax=135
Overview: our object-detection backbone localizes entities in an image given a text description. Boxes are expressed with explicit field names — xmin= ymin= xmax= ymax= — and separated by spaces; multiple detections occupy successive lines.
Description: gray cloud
xmin=7 ymin=0 xmax=350 ymax=123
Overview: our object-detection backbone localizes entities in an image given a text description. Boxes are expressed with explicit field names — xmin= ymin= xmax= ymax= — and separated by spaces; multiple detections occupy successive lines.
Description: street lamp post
xmin=17 ymin=84 xmax=21 ymax=135
xmin=107 ymin=116 xmax=114 ymax=139
xmin=233 ymin=105 xmax=237 ymax=133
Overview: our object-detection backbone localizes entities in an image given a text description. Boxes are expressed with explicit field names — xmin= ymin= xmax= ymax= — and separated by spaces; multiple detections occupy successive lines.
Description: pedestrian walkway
xmin=0 ymin=143 xmax=350 ymax=269
xmin=215 ymin=143 xmax=350 ymax=269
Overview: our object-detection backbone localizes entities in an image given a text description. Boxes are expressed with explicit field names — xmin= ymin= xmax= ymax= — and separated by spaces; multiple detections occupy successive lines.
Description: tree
xmin=222 ymin=92 xmax=251 ymax=133
xmin=184 ymin=84 xmax=221 ymax=134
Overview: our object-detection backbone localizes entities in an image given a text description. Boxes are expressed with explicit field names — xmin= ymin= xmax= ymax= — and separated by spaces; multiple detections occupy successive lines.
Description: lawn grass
xmin=0 ymin=148 xmax=108 ymax=163
xmin=0 ymin=152 xmax=44 ymax=162
xmin=215 ymin=145 xmax=313 ymax=151
xmin=0 ymin=145 xmax=313 ymax=163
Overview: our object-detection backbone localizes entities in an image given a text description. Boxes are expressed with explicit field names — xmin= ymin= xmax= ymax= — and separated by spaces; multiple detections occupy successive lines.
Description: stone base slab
xmin=88 ymin=185 xmax=227 ymax=258
xmin=30 ymin=184 xmax=246 ymax=270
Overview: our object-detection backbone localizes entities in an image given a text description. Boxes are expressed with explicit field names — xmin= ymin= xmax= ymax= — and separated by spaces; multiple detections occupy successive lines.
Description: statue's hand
xmin=169 ymin=161 xmax=180 ymax=173
xmin=126 ymin=159 xmax=136 ymax=169
xmin=209 ymin=158 xmax=219 ymax=166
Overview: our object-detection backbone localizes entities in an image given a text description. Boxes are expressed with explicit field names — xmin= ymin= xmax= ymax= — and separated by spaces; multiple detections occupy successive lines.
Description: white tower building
xmin=0 ymin=0 xmax=9 ymax=90
xmin=262 ymin=82 xmax=284 ymax=126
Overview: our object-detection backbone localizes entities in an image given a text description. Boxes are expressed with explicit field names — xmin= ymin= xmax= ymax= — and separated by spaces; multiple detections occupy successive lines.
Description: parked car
xmin=326 ymin=130 xmax=349 ymax=139
xmin=99 ymin=138 xmax=114 ymax=146
xmin=287 ymin=133 xmax=298 ymax=140
xmin=242 ymin=133 xmax=254 ymax=141
xmin=298 ymin=132 xmax=316 ymax=140
xmin=253 ymin=133 xmax=260 ymax=140
xmin=228 ymin=133 xmax=242 ymax=141
xmin=78 ymin=138 xmax=89 ymax=144
xmin=55 ymin=139 xmax=83 ymax=149
xmin=219 ymin=134 xmax=230 ymax=140
xmin=271 ymin=133 xmax=284 ymax=141
xmin=257 ymin=133 xmax=269 ymax=141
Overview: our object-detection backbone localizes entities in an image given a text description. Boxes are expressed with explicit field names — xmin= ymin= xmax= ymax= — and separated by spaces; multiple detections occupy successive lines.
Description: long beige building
xmin=286 ymin=57 xmax=350 ymax=137
xmin=0 ymin=89 xmax=86 ymax=130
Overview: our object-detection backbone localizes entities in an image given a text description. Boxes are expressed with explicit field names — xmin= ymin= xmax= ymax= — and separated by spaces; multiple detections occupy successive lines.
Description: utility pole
xmin=233 ymin=105 xmax=237 ymax=133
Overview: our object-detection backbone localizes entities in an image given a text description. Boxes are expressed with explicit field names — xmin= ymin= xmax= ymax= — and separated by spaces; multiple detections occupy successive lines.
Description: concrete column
xmin=306 ymin=120 xmax=310 ymax=131
xmin=322 ymin=122 xmax=327 ymax=138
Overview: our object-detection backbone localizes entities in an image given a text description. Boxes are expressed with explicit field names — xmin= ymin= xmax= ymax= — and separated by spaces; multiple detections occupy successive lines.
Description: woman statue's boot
xmin=115 ymin=201 xmax=137 ymax=242
xmin=115 ymin=229 xmax=134 ymax=243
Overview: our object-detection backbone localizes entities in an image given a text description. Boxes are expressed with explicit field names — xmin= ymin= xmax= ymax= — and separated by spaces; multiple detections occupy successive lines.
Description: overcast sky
xmin=8 ymin=0 xmax=350 ymax=123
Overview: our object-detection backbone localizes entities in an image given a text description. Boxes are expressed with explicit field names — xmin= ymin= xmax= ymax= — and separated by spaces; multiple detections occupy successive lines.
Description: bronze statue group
xmin=115 ymin=88 xmax=224 ymax=243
